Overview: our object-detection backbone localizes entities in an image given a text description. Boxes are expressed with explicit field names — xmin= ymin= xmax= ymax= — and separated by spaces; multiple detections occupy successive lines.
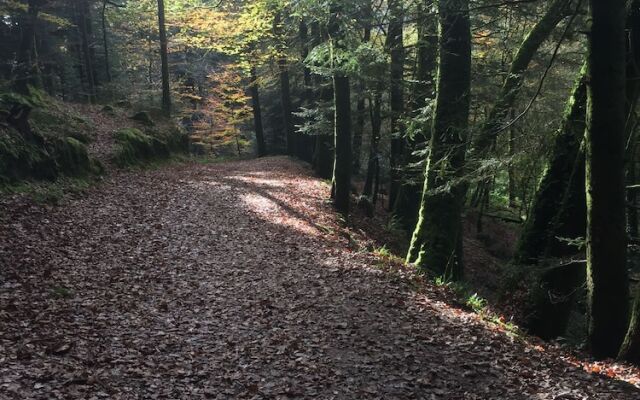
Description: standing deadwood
xmin=387 ymin=0 xmax=405 ymax=210
xmin=585 ymin=0 xmax=629 ymax=359
xmin=469 ymin=0 xmax=571 ymax=175
xmin=250 ymin=67 xmax=266 ymax=157
xmin=157 ymin=0 xmax=171 ymax=116
xmin=406 ymin=0 xmax=471 ymax=280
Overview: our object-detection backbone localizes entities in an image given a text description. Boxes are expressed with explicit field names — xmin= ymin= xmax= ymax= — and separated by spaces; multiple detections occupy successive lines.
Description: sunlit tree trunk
xmin=407 ymin=0 xmax=471 ymax=280
xmin=585 ymin=0 xmax=629 ymax=359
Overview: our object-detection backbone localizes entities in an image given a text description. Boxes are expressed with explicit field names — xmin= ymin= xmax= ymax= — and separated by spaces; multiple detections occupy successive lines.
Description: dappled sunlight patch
xmin=239 ymin=192 xmax=320 ymax=236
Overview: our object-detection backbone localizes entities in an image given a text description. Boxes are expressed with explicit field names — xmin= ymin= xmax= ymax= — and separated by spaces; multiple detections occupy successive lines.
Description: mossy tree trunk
xmin=585 ymin=0 xmax=630 ymax=359
xmin=406 ymin=0 xmax=471 ymax=280
xmin=393 ymin=1 xmax=437 ymax=232
xmin=250 ymin=67 xmax=266 ymax=157
xmin=387 ymin=0 xmax=405 ymax=210
xmin=513 ymin=67 xmax=587 ymax=266
xmin=469 ymin=0 xmax=571 ymax=182
xmin=157 ymin=0 xmax=171 ymax=116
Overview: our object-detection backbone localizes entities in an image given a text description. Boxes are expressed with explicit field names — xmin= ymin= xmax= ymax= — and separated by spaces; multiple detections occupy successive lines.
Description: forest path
xmin=1 ymin=157 xmax=638 ymax=399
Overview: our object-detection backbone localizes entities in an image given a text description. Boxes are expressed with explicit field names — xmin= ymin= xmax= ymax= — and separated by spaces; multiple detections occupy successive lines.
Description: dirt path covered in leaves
xmin=1 ymin=157 xmax=639 ymax=399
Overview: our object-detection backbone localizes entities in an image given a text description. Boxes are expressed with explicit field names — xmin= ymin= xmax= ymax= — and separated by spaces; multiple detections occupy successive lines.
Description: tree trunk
xmin=78 ymin=0 xmax=96 ymax=102
xmin=363 ymin=88 xmax=383 ymax=201
xmin=387 ymin=0 xmax=405 ymax=210
xmin=250 ymin=67 xmax=266 ymax=157
xmin=616 ymin=0 xmax=640 ymax=363
xmin=392 ymin=1 xmax=437 ymax=232
xmin=298 ymin=20 xmax=314 ymax=162
xmin=469 ymin=0 xmax=571 ymax=173
xmin=157 ymin=0 xmax=171 ymax=116
xmin=332 ymin=74 xmax=351 ymax=216
xmin=14 ymin=0 xmax=43 ymax=94
xmin=585 ymin=0 xmax=629 ymax=359
xmin=353 ymin=23 xmax=371 ymax=174
xmin=513 ymin=66 xmax=587 ymax=266
xmin=274 ymin=13 xmax=294 ymax=155
xmin=102 ymin=0 xmax=112 ymax=83
xmin=406 ymin=0 xmax=471 ymax=281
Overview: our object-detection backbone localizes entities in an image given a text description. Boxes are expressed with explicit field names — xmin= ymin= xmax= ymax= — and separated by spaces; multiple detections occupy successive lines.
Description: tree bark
xmin=387 ymin=0 xmax=405 ymax=210
xmin=392 ymin=1 xmax=438 ymax=232
xmin=585 ymin=0 xmax=629 ymax=359
xmin=406 ymin=0 xmax=471 ymax=280
xmin=157 ymin=0 xmax=171 ymax=116
xmin=14 ymin=0 xmax=42 ymax=94
xmin=469 ymin=0 xmax=571 ymax=172
xmin=274 ymin=13 xmax=294 ymax=155
xmin=513 ymin=66 xmax=587 ymax=266
xmin=250 ymin=67 xmax=266 ymax=157
xmin=102 ymin=0 xmax=112 ymax=83
xmin=332 ymin=74 xmax=352 ymax=216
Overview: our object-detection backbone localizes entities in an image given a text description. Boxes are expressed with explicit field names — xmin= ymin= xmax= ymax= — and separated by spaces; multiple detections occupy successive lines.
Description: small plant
xmin=466 ymin=292 xmax=487 ymax=313
xmin=373 ymin=245 xmax=392 ymax=258
xmin=384 ymin=215 xmax=404 ymax=234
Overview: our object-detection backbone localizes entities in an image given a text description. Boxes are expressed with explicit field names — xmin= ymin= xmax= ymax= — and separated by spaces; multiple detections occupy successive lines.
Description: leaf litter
xmin=1 ymin=156 xmax=639 ymax=399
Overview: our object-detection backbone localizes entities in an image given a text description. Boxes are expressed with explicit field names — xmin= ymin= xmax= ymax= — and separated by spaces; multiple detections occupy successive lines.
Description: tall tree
xmin=250 ymin=67 xmax=266 ymax=157
xmin=329 ymin=4 xmax=351 ymax=216
xmin=14 ymin=0 xmax=44 ymax=94
xmin=274 ymin=12 xmax=294 ymax=155
xmin=585 ymin=0 xmax=629 ymax=359
xmin=468 ymin=0 xmax=571 ymax=194
xmin=393 ymin=1 xmax=438 ymax=232
xmin=387 ymin=0 xmax=405 ymax=210
xmin=407 ymin=0 xmax=471 ymax=280
xmin=157 ymin=0 xmax=171 ymax=116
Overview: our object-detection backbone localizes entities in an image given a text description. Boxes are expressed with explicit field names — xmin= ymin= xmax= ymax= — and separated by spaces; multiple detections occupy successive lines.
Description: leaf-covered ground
xmin=1 ymin=157 xmax=639 ymax=399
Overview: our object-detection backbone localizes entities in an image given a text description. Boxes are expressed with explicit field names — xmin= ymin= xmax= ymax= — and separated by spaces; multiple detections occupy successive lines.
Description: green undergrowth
xmin=0 ymin=88 xmax=103 ymax=186
xmin=1 ymin=176 xmax=98 ymax=205
xmin=434 ymin=276 xmax=521 ymax=335
xmin=112 ymin=126 xmax=189 ymax=167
